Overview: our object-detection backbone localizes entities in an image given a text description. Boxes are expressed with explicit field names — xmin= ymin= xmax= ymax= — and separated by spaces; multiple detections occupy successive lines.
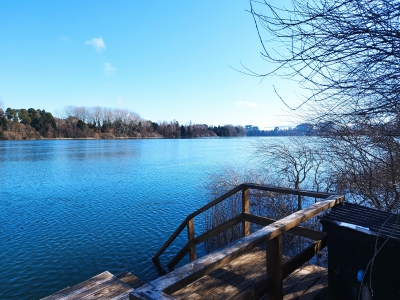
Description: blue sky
xmin=0 ymin=1 xmax=299 ymax=129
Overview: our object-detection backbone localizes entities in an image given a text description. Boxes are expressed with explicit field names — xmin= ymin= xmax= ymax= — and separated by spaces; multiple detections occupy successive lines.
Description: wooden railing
xmin=132 ymin=183 xmax=344 ymax=300
xmin=153 ymin=183 xmax=333 ymax=269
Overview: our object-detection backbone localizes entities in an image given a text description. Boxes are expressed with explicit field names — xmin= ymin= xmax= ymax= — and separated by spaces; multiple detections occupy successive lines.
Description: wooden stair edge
xmin=41 ymin=271 xmax=115 ymax=300
xmin=116 ymin=271 xmax=146 ymax=289
xmin=41 ymin=270 xmax=146 ymax=300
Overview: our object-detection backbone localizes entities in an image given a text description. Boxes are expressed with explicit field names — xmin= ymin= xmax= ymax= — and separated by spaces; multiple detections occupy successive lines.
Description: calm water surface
xmin=0 ymin=138 xmax=255 ymax=299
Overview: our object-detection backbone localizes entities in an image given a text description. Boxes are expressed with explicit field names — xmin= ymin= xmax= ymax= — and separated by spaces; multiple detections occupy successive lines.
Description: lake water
xmin=0 ymin=138 xmax=258 ymax=299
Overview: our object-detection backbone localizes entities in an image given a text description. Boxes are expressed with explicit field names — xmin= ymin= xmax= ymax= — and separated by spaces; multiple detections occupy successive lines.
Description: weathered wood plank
xmin=202 ymin=261 xmax=326 ymax=300
xmin=237 ymin=277 xmax=269 ymax=300
xmin=242 ymin=188 xmax=250 ymax=237
xmin=229 ymin=256 xmax=292 ymax=300
xmin=129 ymin=285 xmax=176 ymax=300
xmin=241 ymin=183 xmax=332 ymax=198
xmin=195 ymin=251 xmax=266 ymax=299
xmin=116 ymin=271 xmax=146 ymax=289
xmin=175 ymin=257 xmax=317 ymax=300
xmin=298 ymin=272 xmax=328 ymax=300
xmin=204 ymin=254 xmax=292 ymax=300
xmin=55 ymin=278 xmax=123 ymax=300
xmin=174 ymin=268 xmax=229 ymax=299
xmin=81 ymin=281 xmax=132 ymax=299
xmin=205 ymin=261 xmax=266 ymax=300
xmin=188 ymin=219 xmax=196 ymax=262
xmin=41 ymin=271 xmax=115 ymax=300
xmin=283 ymin=266 xmax=327 ymax=300
xmin=140 ymin=195 xmax=343 ymax=297
xmin=225 ymin=264 xmax=268 ymax=300
xmin=184 ymin=293 xmax=201 ymax=300
xmin=283 ymin=265 xmax=315 ymax=295
xmin=242 ymin=213 xmax=326 ymax=240
xmin=266 ymin=235 xmax=283 ymax=300
xmin=258 ymin=265 xmax=317 ymax=300
xmin=282 ymin=266 xmax=303 ymax=283
xmin=109 ymin=293 xmax=131 ymax=300
xmin=172 ymin=249 xmax=265 ymax=299
xmin=42 ymin=271 xmax=144 ymax=300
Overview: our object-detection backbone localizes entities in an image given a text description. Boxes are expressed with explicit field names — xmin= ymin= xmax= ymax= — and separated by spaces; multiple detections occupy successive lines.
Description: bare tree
xmin=248 ymin=0 xmax=400 ymax=211
xmin=325 ymin=131 xmax=400 ymax=212
xmin=253 ymin=137 xmax=334 ymax=210
xmin=62 ymin=105 xmax=78 ymax=119
xmin=89 ymin=106 xmax=104 ymax=127
xmin=249 ymin=0 xmax=400 ymax=124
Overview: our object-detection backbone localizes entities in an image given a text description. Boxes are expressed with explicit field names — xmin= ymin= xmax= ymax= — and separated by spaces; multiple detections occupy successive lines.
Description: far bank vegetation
xmin=0 ymin=106 xmax=246 ymax=140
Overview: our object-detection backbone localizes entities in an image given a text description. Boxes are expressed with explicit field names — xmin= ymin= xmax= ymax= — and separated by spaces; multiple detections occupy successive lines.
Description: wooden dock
xmin=170 ymin=248 xmax=327 ymax=300
xmin=41 ymin=249 xmax=327 ymax=300
xmin=42 ymin=271 xmax=145 ymax=300
xmin=131 ymin=184 xmax=342 ymax=299
xmin=41 ymin=184 xmax=342 ymax=300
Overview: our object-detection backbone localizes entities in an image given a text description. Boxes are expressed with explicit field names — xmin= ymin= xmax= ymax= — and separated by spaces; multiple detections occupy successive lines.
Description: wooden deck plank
xmin=283 ymin=265 xmax=316 ymax=295
xmin=109 ymin=293 xmax=131 ymax=300
xmin=283 ymin=266 xmax=327 ymax=300
xmin=172 ymin=249 xmax=264 ymax=299
xmin=209 ymin=262 xmax=266 ymax=300
xmin=232 ymin=260 xmax=303 ymax=300
xmin=41 ymin=271 xmax=115 ymax=300
xmin=172 ymin=268 xmax=227 ymax=299
xmin=171 ymin=248 xmax=327 ymax=300
xmin=43 ymin=251 xmax=327 ymax=300
xmin=229 ymin=268 xmax=267 ymax=300
xmin=196 ymin=253 xmax=266 ymax=299
xmin=184 ymin=293 xmax=201 ymax=300
xmin=201 ymin=250 xmax=289 ymax=300
xmin=41 ymin=271 xmax=145 ymax=300
xmin=80 ymin=281 xmax=132 ymax=299
xmin=116 ymin=271 xmax=146 ymax=289
xmin=297 ymin=272 xmax=328 ymax=300
xmin=58 ymin=278 xmax=122 ymax=300
xmin=191 ymin=251 xmax=264 ymax=298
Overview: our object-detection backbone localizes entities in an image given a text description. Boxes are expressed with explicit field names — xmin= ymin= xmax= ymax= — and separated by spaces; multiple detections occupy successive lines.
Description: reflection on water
xmin=0 ymin=138 xmax=253 ymax=299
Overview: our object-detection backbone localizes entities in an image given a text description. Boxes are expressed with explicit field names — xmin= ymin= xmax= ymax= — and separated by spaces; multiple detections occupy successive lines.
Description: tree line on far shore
xmin=0 ymin=105 xmax=329 ymax=140
xmin=0 ymin=106 xmax=249 ymax=140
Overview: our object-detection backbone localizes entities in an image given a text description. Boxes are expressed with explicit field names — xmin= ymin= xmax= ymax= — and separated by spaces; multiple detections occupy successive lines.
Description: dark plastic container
xmin=320 ymin=203 xmax=400 ymax=299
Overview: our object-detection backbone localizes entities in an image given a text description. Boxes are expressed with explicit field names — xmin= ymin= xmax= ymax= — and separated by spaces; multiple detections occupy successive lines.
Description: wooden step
xmin=42 ymin=271 xmax=145 ymax=300
xmin=116 ymin=271 xmax=146 ymax=290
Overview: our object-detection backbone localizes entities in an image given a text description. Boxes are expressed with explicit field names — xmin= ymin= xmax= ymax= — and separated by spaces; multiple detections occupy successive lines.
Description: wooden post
xmin=242 ymin=188 xmax=250 ymax=237
xmin=187 ymin=218 xmax=196 ymax=262
xmin=266 ymin=234 xmax=283 ymax=300
xmin=298 ymin=194 xmax=302 ymax=211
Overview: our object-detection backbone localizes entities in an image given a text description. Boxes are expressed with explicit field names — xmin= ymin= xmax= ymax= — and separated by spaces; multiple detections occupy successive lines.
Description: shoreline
xmin=0 ymin=136 xmax=251 ymax=141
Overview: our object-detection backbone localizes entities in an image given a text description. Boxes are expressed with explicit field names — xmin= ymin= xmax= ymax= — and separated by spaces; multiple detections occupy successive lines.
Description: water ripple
xmin=0 ymin=138 xmax=253 ymax=299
